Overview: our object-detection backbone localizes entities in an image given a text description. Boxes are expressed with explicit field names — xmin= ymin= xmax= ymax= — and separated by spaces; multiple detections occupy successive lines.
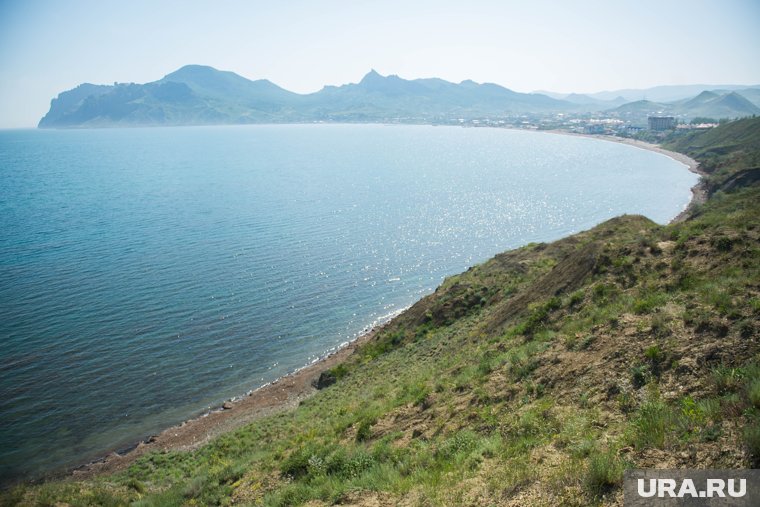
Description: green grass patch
xmin=585 ymin=449 xmax=625 ymax=497
xmin=632 ymin=291 xmax=668 ymax=315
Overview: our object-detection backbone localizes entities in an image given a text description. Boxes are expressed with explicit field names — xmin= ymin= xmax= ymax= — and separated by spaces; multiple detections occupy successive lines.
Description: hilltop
xmin=608 ymin=93 xmax=760 ymax=122
xmin=7 ymin=122 xmax=760 ymax=505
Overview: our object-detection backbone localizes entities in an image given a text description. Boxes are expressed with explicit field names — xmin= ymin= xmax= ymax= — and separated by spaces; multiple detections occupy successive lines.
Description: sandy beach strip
xmin=66 ymin=324 xmax=386 ymax=480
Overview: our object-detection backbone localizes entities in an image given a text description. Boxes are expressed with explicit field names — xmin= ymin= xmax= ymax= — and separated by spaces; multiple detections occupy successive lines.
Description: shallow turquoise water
xmin=0 ymin=124 xmax=697 ymax=482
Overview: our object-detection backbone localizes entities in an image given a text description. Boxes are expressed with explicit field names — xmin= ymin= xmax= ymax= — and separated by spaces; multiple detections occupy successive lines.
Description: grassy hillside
xmin=5 ymin=119 xmax=760 ymax=507
xmin=663 ymin=116 xmax=760 ymax=193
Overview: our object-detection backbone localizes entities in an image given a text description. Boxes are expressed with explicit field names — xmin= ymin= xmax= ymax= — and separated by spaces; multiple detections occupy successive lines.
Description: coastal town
xmin=444 ymin=112 xmax=718 ymax=137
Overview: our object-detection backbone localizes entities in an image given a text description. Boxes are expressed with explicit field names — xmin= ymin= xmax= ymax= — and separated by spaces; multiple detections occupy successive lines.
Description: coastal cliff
xmin=5 ymin=118 xmax=760 ymax=506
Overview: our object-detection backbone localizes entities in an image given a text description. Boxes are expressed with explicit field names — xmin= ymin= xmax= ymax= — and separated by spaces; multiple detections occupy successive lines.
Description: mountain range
xmin=537 ymin=83 xmax=760 ymax=103
xmin=38 ymin=65 xmax=760 ymax=128
xmin=608 ymin=91 xmax=760 ymax=120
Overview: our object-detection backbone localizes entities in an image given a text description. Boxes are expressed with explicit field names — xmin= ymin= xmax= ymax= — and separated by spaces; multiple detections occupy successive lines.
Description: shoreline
xmin=546 ymin=130 xmax=706 ymax=223
xmin=63 ymin=321 xmax=391 ymax=481
xmin=601 ymin=136 xmax=706 ymax=223
xmin=42 ymin=127 xmax=704 ymax=485
xmin=597 ymin=135 xmax=706 ymax=224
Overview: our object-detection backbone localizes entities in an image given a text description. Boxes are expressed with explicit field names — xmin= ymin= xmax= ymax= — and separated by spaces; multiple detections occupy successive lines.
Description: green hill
xmin=5 ymin=119 xmax=760 ymax=506
xmin=664 ymin=116 xmax=760 ymax=193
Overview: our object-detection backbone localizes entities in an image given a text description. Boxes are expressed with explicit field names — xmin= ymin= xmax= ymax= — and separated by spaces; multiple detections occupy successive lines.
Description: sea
xmin=0 ymin=124 xmax=698 ymax=483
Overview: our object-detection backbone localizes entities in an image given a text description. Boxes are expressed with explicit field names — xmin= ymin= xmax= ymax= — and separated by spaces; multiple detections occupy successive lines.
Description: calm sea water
xmin=0 ymin=124 xmax=696 ymax=482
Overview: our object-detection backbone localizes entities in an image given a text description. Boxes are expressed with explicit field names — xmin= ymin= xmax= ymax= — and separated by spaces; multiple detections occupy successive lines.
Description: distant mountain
xmin=39 ymin=65 xmax=312 ymax=127
xmin=534 ymin=91 xmax=627 ymax=109
xmin=39 ymin=66 xmax=572 ymax=128
xmin=160 ymin=65 xmax=301 ymax=107
xmin=609 ymin=100 xmax=670 ymax=115
xmin=563 ymin=93 xmax=605 ymax=105
xmin=676 ymin=91 xmax=760 ymax=118
xmin=605 ymin=90 xmax=759 ymax=123
xmin=680 ymin=90 xmax=720 ymax=107
xmin=312 ymin=70 xmax=569 ymax=121
xmin=586 ymin=84 xmax=760 ymax=103
xmin=40 ymin=67 xmax=760 ymax=128
xmin=38 ymin=83 xmax=114 ymax=127
xmin=732 ymin=88 xmax=760 ymax=108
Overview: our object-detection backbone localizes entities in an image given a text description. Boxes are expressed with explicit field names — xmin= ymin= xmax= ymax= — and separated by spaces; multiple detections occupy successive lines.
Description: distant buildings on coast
xmin=431 ymin=111 xmax=721 ymax=141
xmin=648 ymin=116 xmax=675 ymax=131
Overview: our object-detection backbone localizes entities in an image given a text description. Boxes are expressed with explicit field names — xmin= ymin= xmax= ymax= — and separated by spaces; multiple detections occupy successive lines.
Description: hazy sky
xmin=1 ymin=0 xmax=759 ymax=127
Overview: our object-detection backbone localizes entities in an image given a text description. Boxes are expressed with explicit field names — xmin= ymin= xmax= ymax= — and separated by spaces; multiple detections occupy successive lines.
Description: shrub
xmin=182 ymin=475 xmax=208 ymax=499
xmin=126 ymin=478 xmax=145 ymax=494
xmin=361 ymin=330 xmax=405 ymax=360
xmin=630 ymin=400 xmax=671 ymax=449
xmin=586 ymin=449 xmax=625 ymax=496
xmin=712 ymin=365 xmax=745 ymax=393
xmin=512 ymin=357 xmax=540 ymax=380
xmin=324 ymin=446 xmax=349 ymax=476
xmin=675 ymin=272 xmax=698 ymax=291
xmin=281 ymin=442 xmax=331 ymax=479
xmin=748 ymin=379 xmax=760 ymax=409
xmin=633 ymin=292 xmax=667 ymax=315
xmin=711 ymin=236 xmax=734 ymax=252
xmin=743 ymin=423 xmax=760 ymax=467
xmin=617 ymin=391 xmax=636 ymax=413
xmin=356 ymin=418 xmax=374 ymax=442
xmin=329 ymin=363 xmax=350 ymax=381
xmin=398 ymin=380 xmax=430 ymax=407
xmin=546 ymin=296 xmax=562 ymax=311
xmin=707 ymin=289 xmax=734 ymax=316
xmin=438 ymin=430 xmax=478 ymax=458
xmin=739 ymin=320 xmax=755 ymax=339
xmin=477 ymin=352 xmax=497 ymax=377
xmin=631 ymin=364 xmax=650 ymax=389
xmin=578 ymin=334 xmax=596 ymax=350
xmin=592 ymin=283 xmax=617 ymax=303
xmin=650 ymin=314 xmax=671 ymax=338
xmin=645 ymin=346 xmax=664 ymax=373
xmin=525 ymin=381 xmax=545 ymax=398
xmin=568 ymin=290 xmax=585 ymax=308
xmin=514 ymin=297 xmax=562 ymax=338
xmin=344 ymin=450 xmax=376 ymax=479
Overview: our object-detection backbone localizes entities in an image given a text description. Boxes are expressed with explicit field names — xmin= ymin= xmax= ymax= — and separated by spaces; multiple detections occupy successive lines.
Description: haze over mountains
xmin=39 ymin=65 xmax=760 ymax=128
xmin=537 ymin=83 xmax=760 ymax=104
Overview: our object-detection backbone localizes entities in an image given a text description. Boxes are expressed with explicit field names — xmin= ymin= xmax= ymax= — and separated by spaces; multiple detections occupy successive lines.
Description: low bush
xmin=743 ymin=423 xmax=760 ymax=467
xmin=630 ymin=399 xmax=671 ymax=449
xmin=586 ymin=449 xmax=625 ymax=496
